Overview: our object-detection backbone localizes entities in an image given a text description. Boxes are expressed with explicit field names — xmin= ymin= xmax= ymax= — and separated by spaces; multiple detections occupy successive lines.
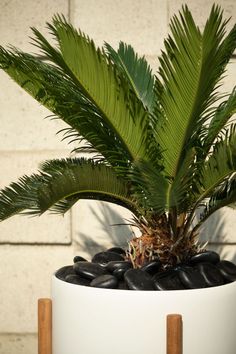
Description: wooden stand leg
xmin=166 ymin=314 xmax=183 ymax=354
xmin=38 ymin=298 xmax=52 ymax=354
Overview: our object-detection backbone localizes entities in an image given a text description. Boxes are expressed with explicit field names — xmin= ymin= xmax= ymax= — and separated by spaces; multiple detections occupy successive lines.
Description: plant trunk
xmin=127 ymin=214 xmax=199 ymax=269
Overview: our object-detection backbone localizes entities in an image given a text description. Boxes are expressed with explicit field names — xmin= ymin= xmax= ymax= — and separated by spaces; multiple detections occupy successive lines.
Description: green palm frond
xmin=156 ymin=5 xmax=236 ymax=179
xmin=38 ymin=158 xmax=137 ymax=214
xmin=192 ymin=126 xmax=236 ymax=209
xmin=129 ymin=160 xmax=170 ymax=215
xmin=130 ymin=153 xmax=197 ymax=220
xmin=0 ymin=158 xmax=137 ymax=219
xmin=203 ymin=87 xmax=236 ymax=152
xmin=105 ymin=41 xmax=155 ymax=112
xmin=32 ymin=15 xmax=152 ymax=164
xmin=104 ymin=41 xmax=163 ymax=165
xmin=0 ymin=174 xmax=47 ymax=220
xmin=0 ymin=49 xmax=131 ymax=167
xmin=183 ymin=126 xmax=236 ymax=237
xmin=193 ymin=174 xmax=236 ymax=233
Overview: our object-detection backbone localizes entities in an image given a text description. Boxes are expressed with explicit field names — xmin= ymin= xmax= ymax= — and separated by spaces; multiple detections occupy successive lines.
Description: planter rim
xmin=52 ymin=272 xmax=236 ymax=295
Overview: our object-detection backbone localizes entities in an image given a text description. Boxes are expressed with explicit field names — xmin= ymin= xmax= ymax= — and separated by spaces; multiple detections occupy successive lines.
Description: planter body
xmin=52 ymin=275 xmax=236 ymax=354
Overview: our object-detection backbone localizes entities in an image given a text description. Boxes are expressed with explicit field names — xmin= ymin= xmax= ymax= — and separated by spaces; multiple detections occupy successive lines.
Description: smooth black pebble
xmin=141 ymin=260 xmax=161 ymax=275
xmin=113 ymin=268 xmax=127 ymax=280
xmin=90 ymin=274 xmax=118 ymax=289
xmin=65 ymin=274 xmax=90 ymax=286
xmin=73 ymin=261 xmax=108 ymax=280
xmin=107 ymin=261 xmax=132 ymax=280
xmin=178 ymin=267 xmax=207 ymax=289
xmin=107 ymin=247 xmax=126 ymax=255
xmin=197 ymin=262 xmax=224 ymax=287
xmin=106 ymin=260 xmax=132 ymax=272
xmin=73 ymin=255 xmax=88 ymax=263
xmin=189 ymin=251 xmax=220 ymax=265
xmin=92 ymin=251 xmax=124 ymax=264
xmin=153 ymin=270 xmax=185 ymax=290
xmin=217 ymin=260 xmax=236 ymax=282
xmin=118 ymin=280 xmax=129 ymax=290
xmin=55 ymin=265 xmax=75 ymax=281
xmin=124 ymin=269 xmax=155 ymax=290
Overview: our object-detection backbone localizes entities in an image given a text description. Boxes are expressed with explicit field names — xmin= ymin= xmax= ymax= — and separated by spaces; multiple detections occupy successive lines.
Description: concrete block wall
xmin=0 ymin=1 xmax=235 ymax=353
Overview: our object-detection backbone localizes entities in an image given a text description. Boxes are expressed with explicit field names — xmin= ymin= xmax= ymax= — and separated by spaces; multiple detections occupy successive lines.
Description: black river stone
xmin=118 ymin=280 xmax=129 ymax=290
xmin=92 ymin=251 xmax=124 ymax=264
xmin=107 ymin=261 xmax=133 ymax=280
xmin=124 ymin=269 xmax=155 ymax=290
xmin=73 ymin=261 xmax=108 ymax=280
xmin=90 ymin=274 xmax=118 ymax=289
xmin=173 ymin=263 xmax=189 ymax=271
xmin=153 ymin=270 xmax=185 ymax=290
xmin=196 ymin=262 xmax=224 ymax=287
xmin=65 ymin=274 xmax=91 ymax=286
xmin=141 ymin=260 xmax=161 ymax=275
xmin=217 ymin=260 xmax=236 ymax=282
xmin=73 ymin=255 xmax=88 ymax=263
xmin=178 ymin=267 xmax=207 ymax=289
xmin=107 ymin=247 xmax=126 ymax=255
xmin=106 ymin=260 xmax=132 ymax=273
xmin=189 ymin=251 xmax=220 ymax=265
xmin=113 ymin=267 xmax=131 ymax=280
xmin=56 ymin=248 xmax=236 ymax=290
xmin=55 ymin=265 xmax=75 ymax=281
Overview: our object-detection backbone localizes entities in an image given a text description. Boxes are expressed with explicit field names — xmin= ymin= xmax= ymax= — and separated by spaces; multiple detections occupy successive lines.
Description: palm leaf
xmin=0 ymin=174 xmax=47 ymax=220
xmin=156 ymin=5 xmax=236 ymax=179
xmin=130 ymin=152 xmax=197 ymax=220
xmin=129 ymin=160 xmax=170 ymax=215
xmin=0 ymin=48 xmax=131 ymax=167
xmin=183 ymin=125 xmax=236 ymax=236
xmin=203 ymin=87 xmax=236 ymax=152
xmin=197 ymin=127 xmax=236 ymax=197
xmin=192 ymin=174 xmax=236 ymax=234
xmin=105 ymin=41 xmax=155 ymax=112
xmin=32 ymin=15 xmax=151 ymax=164
xmin=38 ymin=158 xmax=138 ymax=214
xmin=0 ymin=158 xmax=137 ymax=220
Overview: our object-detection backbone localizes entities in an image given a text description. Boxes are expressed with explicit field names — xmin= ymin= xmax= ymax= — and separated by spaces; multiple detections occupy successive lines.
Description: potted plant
xmin=1 ymin=4 xmax=236 ymax=354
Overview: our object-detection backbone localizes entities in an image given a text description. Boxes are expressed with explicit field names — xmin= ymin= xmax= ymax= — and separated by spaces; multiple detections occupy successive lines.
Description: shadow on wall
xmin=198 ymin=210 xmax=228 ymax=242
xmin=73 ymin=201 xmax=138 ymax=257
xmin=198 ymin=207 xmax=236 ymax=263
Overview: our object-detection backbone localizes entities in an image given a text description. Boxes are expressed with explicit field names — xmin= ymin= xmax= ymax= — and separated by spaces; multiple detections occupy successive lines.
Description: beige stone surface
xmin=0 ymin=0 xmax=68 ymax=50
xmin=0 ymin=72 xmax=72 ymax=151
xmin=0 ymin=151 xmax=72 ymax=243
xmin=199 ymin=207 xmax=236 ymax=244
xmin=145 ymin=55 xmax=159 ymax=74
xmin=0 ymin=334 xmax=37 ymax=354
xmin=0 ymin=244 xmax=74 ymax=333
xmin=0 ymin=0 xmax=71 ymax=151
xmin=71 ymin=0 xmax=168 ymax=56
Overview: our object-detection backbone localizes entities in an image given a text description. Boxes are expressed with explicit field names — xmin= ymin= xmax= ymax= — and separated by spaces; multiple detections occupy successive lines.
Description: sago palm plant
xmin=0 ymin=5 xmax=236 ymax=269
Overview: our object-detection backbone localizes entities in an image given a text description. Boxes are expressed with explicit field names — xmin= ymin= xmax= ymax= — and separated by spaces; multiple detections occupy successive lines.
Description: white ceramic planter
xmin=52 ymin=275 xmax=236 ymax=354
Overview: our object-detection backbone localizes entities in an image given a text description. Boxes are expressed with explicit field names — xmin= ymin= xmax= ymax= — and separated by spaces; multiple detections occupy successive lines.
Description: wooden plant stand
xmin=38 ymin=298 xmax=183 ymax=354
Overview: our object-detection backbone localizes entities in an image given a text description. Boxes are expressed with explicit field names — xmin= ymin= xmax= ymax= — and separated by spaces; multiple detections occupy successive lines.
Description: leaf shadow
xmin=198 ymin=207 xmax=236 ymax=263
xmin=73 ymin=201 xmax=136 ymax=257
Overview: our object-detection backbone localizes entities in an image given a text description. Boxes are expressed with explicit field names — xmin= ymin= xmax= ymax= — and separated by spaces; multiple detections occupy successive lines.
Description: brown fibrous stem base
xmin=126 ymin=216 xmax=201 ymax=269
